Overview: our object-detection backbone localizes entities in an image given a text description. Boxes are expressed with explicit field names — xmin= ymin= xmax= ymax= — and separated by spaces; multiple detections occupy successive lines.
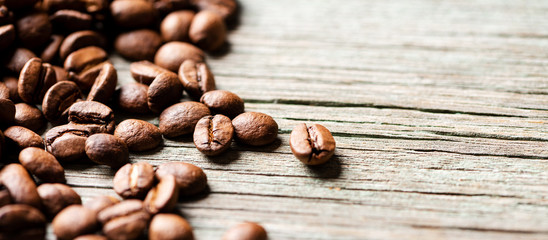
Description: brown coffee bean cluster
xmin=0 ymin=0 xmax=336 ymax=238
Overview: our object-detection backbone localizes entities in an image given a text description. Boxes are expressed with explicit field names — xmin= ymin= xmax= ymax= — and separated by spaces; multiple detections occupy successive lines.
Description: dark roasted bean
xmin=68 ymin=101 xmax=115 ymax=133
xmin=148 ymin=72 xmax=183 ymax=113
xmin=290 ymin=123 xmax=336 ymax=165
xmin=200 ymin=90 xmax=244 ymax=118
xmin=0 ymin=98 xmax=15 ymax=126
xmin=3 ymin=48 xmax=36 ymax=73
xmin=0 ymin=204 xmax=46 ymax=240
xmin=222 ymin=222 xmax=268 ymax=240
xmin=52 ymin=205 xmax=99 ymax=240
xmin=19 ymin=147 xmax=66 ymax=183
xmin=37 ymin=183 xmax=81 ymax=218
xmin=159 ymin=101 xmax=210 ymax=138
xmin=42 ymin=81 xmax=82 ymax=124
xmin=232 ymin=112 xmax=278 ymax=146
xmin=98 ymin=199 xmax=150 ymax=240
xmin=74 ymin=235 xmax=108 ymax=240
xmin=149 ymin=214 xmax=194 ymax=240
xmin=117 ymin=83 xmax=150 ymax=114
xmin=49 ymin=9 xmax=93 ymax=32
xmin=129 ymin=60 xmax=170 ymax=85
xmin=70 ymin=60 xmax=111 ymax=92
xmin=85 ymin=134 xmax=129 ymax=168
xmin=64 ymin=46 xmax=107 ymax=73
xmin=193 ymin=114 xmax=233 ymax=156
xmin=154 ymin=41 xmax=205 ymax=72
xmin=40 ymin=35 xmax=64 ymax=63
xmin=179 ymin=59 xmax=215 ymax=100
xmin=189 ymin=10 xmax=226 ymax=51
xmin=18 ymin=58 xmax=57 ymax=104
xmin=144 ymin=175 xmax=178 ymax=214
xmin=114 ymin=119 xmax=162 ymax=151
xmin=16 ymin=12 xmax=52 ymax=49
xmin=115 ymin=29 xmax=163 ymax=61
xmin=113 ymin=162 xmax=155 ymax=199
xmin=0 ymin=163 xmax=41 ymax=208
xmin=14 ymin=103 xmax=46 ymax=131
xmin=45 ymin=124 xmax=91 ymax=162
xmin=59 ymin=30 xmax=107 ymax=60
xmin=155 ymin=162 xmax=208 ymax=196
xmin=87 ymin=63 xmax=117 ymax=103
xmin=160 ymin=10 xmax=194 ymax=42
xmin=4 ymin=126 xmax=44 ymax=149
xmin=3 ymin=76 xmax=21 ymax=102
xmin=110 ymin=0 xmax=157 ymax=28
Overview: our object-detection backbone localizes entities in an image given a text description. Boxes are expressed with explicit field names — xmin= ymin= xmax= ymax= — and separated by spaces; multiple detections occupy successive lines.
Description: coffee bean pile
xmin=0 ymin=0 xmax=336 ymax=239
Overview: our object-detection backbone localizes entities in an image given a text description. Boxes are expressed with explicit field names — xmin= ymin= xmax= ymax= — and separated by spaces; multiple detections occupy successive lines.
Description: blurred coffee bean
xmin=52 ymin=205 xmax=99 ymax=240
xmin=84 ymin=195 xmax=120 ymax=214
xmin=19 ymin=147 xmax=66 ymax=183
xmin=0 ymin=204 xmax=46 ymax=240
xmin=129 ymin=60 xmax=170 ymax=85
xmin=40 ymin=35 xmax=64 ymax=63
xmin=115 ymin=29 xmax=163 ymax=61
xmin=3 ymin=48 xmax=36 ymax=73
xmin=147 ymin=72 xmax=183 ymax=113
xmin=192 ymin=0 xmax=238 ymax=22
xmin=110 ymin=0 xmax=157 ymax=28
xmin=160 ymin=10 xmax=194 ymax=42
xmin=16 ymin=12 xmax=52 ymax=49
xmin=189 ymin=10 xmax=226 ymax=51
xmin=144 ymin=175 xmax=178 ymax=214
xmin=0 ymin=82 xmax=8 ymax=99
xmin=0 ymin=98 xmax=15 ymax=126
xmin=222 ymin=222 xmax=268 ymax=240
xmin=59 ymin=30 xmax=107 ymax=60
xmin=156 ymin=162 xmax=208 ymax=196
xmin=0 ymin=163 xmax=41 ymax=208
xmin=37 ymin=183 xmax=81 ymax=218
xmin=50 ymin=9 xmax=92 ymax=32
xmin=0 ymin=24 xmax=15 ymax=51
xmin=149 ymin=214 xmax=194 ymax=240
xmin=154 ymin=41 xmax=204 ymax=72
xmin=2 ymin=76 xmax=21 ymax=102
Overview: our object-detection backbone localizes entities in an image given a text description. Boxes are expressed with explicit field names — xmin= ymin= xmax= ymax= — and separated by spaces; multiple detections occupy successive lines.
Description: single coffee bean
xmin=0 ymin=82 xmax=9 ymax=99
xmin=110 ymin=0 xmax=157 ymax=28
xmin=148 ymin=72 xmax=183 ymax=113
xmin=52 ymin=205 xmax=99 ymax=240
xmin=84 ymin=195 xmax=120 ymax=214
xmin=70 ymin=60 xmax=111 ymax=92
xmin=87 ymin=62 xmax=117 ymax=103
xmin=114 ymin=119 xmax=163 ymax=151
xmin=113 ymin=162 xmax=155 ymax=199
xmin=16 ymin=12 xmax=52 ymax=49
xmin=59 ymin=30 xmax=107 ymax=60
xmin=19 ymin=147 xmax=66 ymax=183
xmin=68 ymin=101 xmax=115 ymax=133
xmin=155 ymin=162 xmax=208 ymax=196
xmin=52 ymin=65 xmax=69 ymax=82
xmin=179 ymin=59 xmax=216 ymax=100
xmin=98 ymin=199 xmax=150 ymax=240
xmin=3 ymin=76 xmax=21 ymax=102
xmin=149 ymin=214 xmax=194 ymax=240
xmin=0 ymin=24 xmax=15 ymax=51
xmin=18 ymin=58 xmax=57 ymax=104
xmin=189 ymin=10 xmax=226 ymax=51
xmin=0 ymin=204 xmax=46 ymax=240
xmin=45 ymin=124 xmax=90 ymax=162
xmin=222 ymin=222 xmax=267 ymax=240
xmin=192 ymin=0 xmax=238 ymax=21
xmin=129 ymin=60 xmax=170 ymax=85
xmin=37 ymin=183 xmax=81 ymax=218
xmin=64 ymin=46 xmax=107 ymax=73
xmin=0 ymin=184 xmax=10 ymax=207
xmin=42 ymin=81 xmax=82 ymax=124
xmin=4 ymin=126 xmax=44 ymax=149
xmin=154 ymin=41 xmax=205 ymax=72
xmin=159 ymin=101 xmax=210 ymax=138
xmin=0 ymin=163 xmax=41 ymax=208
xmin=74 ymin=235 xmax=108 ymax=240
xmin=144 ymin=175 xmax=178 ymax=214
xmin=193 ymin=114 xmax=234 ymax=156
xmin=160 ymin=10 xmax=195 ymax=42
xmin=0 ymin=98 xmax=15 ymax=126
xmin=40 ymin=35 xmax=64 ymax=63
xmin=115 ymin=29 xmax=163 ymax=61
xmin=85 ymin=134 xmax=129 ymax=168
xmin=200 ymin=90 xmax=244 ymax=118
xmin=50 ymin=9 xmax=93 ymax=32
xmin=14 ymin=103 xmax=46 ymax=131
xmin=232 ymin=112 xmax=278 ymax=146
xmin=3 ymin=48 xmax=36 ymax=73
xmin=117 ymin=83 xmax=150 ymax=114
xmin=290 ymin=123 xmax=336 ymax=165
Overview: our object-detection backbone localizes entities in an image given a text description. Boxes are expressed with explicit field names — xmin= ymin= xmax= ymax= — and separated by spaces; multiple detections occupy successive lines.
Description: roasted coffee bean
xmin=42 ymin=81 xmax=82 ymax=124
xmin=4 ymin=0 xmax=39 ymax=9
xmin=152 ymin=0 xmax=189 ymax=15
xmin=290 ymin=123 xmax=336 ymax=165
xmin=189 ymin=10 xmax=226 ymax=51
xmin=20 ymin=147 xmax=66 ymax=183
xmin=192 ymin=0 xmax=238 ymax=21
xmin=0 ymin=24 xmax=15 ymax=51
xmin=98 ymin=199 xmax=150 ymax=240
xmin=232 ymin=112 xmax=278 ymax=146
xmin=149 ymin=214 xmax=194 ymax=240
xmin=52 ymin=65 xmax=69 ymax=81
xmin=148 ymin=72 xmax=183 ymax=113
xmin=115 ymin=29 xmax=163 ymax=61
xmin=113 ymin=162 xmax=155 ymax=199
xmin=179 ymin=59 xmax=215 ymax=100
xmin=64 ymin=46 xmax=107 ymax=73
xmin=144 ymin=175 xmax=178 ymax=214
xmin=53 ymin=205 xmax=99 ymax=240
xmin=42 ymin=0 xmax=87 ymax=13
xmin=18 ymin=58 xmax=57 ymax=104
xmin=4 ymin=126 xmax=44 ymax=149
xmin=74 ymin=235 xmax=108 ymax=240
xmin=193 ymin=114 xmax=233 ymax=156
xmin=16 ymin=12 xmax=52 ymax=49
xmin=87 ymin=63 xmax=117 ymax=103
xmin=84 ymin=195 xmax=120 ymax=214
xmin=200 ymin=90 xmax=244 ymax=118
xmin=45 ymin=124 xmax=90 ymax=162
xmin=159 ymin=101 xmax=210 ymax=138
xmin=114 ymin=119 xmax=162 ymax=151
xmin=0 ymin=98 xmax=15 ymax=126
xmin=0 ymin=184 xmax=10 ymax=207
xmin=68 ymin=101 xmax=115 ymax=133
xmin=37 ymin=183 xmax=81 ymax=218
xmin=14 ymin=103 xmax=46 ymax=131
xmin=0 ymin=204 xmax=46 ymax=240
xmin=85 ymin=134 xmax=129 ymax=168
xmin=160 ymin=10 xmax=194 ymax=42
xmin=50 ymin=9 xmax=93 ymax=32
xmin=155 ymin=162 xmax=208 ymax=196
xmin=154 ymin=41 xmax=205 ymax=72
xmin=0 ymin=164 xmax=41 ymax=208
xmin=129 ymin=60 xmax=170 ymax=85
xmin=40 ymin=35 xmax=64 ymax=63
xmin=222 ymin=222 xmax=267 ymax=240
xmin=0 ymin=82 xmax=9 ymax=99
xmin=59 ymin=30 xmax=107 ymax=60
xmin=110 ymin=0 xmax=157 ymax=28
xmin=70 ymin=60 xmax=111 ymax=92
xmin=3 ymin=48 xmax=36 ymax=73
xmin=2 ymin=76 xmax=21 ymax=102
xmin=117 ymin=83 xmax=150 ymax=114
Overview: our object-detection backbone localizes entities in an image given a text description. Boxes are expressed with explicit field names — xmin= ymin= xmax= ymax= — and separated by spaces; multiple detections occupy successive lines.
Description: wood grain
xmin=32 ymin=0 xmax=548 ymax=239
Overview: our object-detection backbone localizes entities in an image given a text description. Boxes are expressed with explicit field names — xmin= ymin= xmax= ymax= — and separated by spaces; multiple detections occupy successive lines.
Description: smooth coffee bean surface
xmin=160 ymin=10 xmax=194 ymax=42
xmin=154 ymin=41 xmax=205 ymax=72
xmin=19 ymin=147 xmax=66 ymax=183
xmin=290 ymin=123 xmax=336 ymax=165
xmin=110 ymin=0 xmax=157 ymax=28
xmin=179 ymin=59 xmax=216 ymax=100
xmin=0 ymin=98 xmax=15 ymax=126
xmin=232 ymin=112 xmax=278 ymax=146
xmin=149 ymin=214 xmax=194 ymax=240
xmin=189 ymin=10 xmax=226 ymax=51
xmin=200 ymin=90 xmax=244 ymax=118
xmin=113 ymin=162 xmax=155 ymax=199
xmin=0 ymin=204 xmax=46 ymax=240
xmin=156 ymin=162 xmax=208 ymax=196
xmin=45 ymin=124 xmax=90 ymax=162
xmin=37 ymin=183 xmax=81 ymax=218
xmin=87 ymin=62 xmax=117 ymax=103
xmin=193 ymin=0 xmax=238 ymax=21
xmin=98 ymin=199 xmax=150 ymax=240
xmin=144 ymin=174 xmax=179 ymax=214
xmin=129 ymin=60 xmax=170 ymax=85
xmin=84 ymin=195 xmax=120 ymax=214
xmin=115 ymin=29 xmax=162 ymax=61
xmin=52 ymin=205 xmax=98 ymax=240
xmin=85 ymin=134 xmax=129 ymax=168
xmin=14 ymin=103 xmax=46 ymax=131
xmin=0 ymin=164 xmax=41 ymax=208
xmin=4 ymin=126 xmax=43 ymax=149
xmin=193 ymin=114 xmax=234 ymax=156
xmin=4 ymin=48 xmax=36 ymax=73
xmin=147 ymin=72 xmax=183 ymax=113
xmin=40 ymin=34 xmax=64 ymax=63
xmin=117 ymin=83 xmax=150 ymax=114
xmin=68 ymin=101 xmax=115 ymax=133
xmin=222 ymin=222 xmax=268 ymax=240
xmin=59 ymin=30 xmax=107 ymax=61
xmin=114 ymin=119 xmax=162 ymax=151
xmin=18 ymin=58 xmax=57 ymax=104
xmin=64 ymin=46 xmax=107 ymax=73
xmin=42 ymin=81 xmax=82 ymax=124
xmin=159 ymin=101 xmax=210 ymax=138
xmin=3 ymin=76 xmax=21 ymax=102
xmin=49 ymin=9 xmax=93 ymax=33
xmin=16 ymin=12 xmax=52 ymax=49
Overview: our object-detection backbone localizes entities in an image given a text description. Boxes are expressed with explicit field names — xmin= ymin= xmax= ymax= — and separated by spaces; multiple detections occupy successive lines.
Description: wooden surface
xmin=55 ymin=0 xmax=548 ymax=239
